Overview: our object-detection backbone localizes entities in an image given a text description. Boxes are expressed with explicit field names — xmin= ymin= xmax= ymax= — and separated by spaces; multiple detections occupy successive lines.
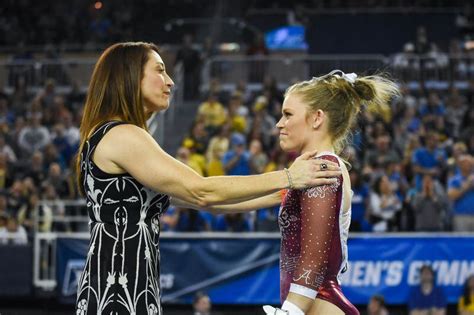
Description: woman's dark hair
xmin=76 ymin=42 xmax=158 ymax=195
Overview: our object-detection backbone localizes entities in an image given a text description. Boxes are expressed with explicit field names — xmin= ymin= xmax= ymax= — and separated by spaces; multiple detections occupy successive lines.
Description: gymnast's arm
xmin=100 ymin=124 xmax=340 ymax=208
xmin=171 ymin=191 xmax=282 ymax=214
xmin=285 ymin=156 xmax=342 ymax=313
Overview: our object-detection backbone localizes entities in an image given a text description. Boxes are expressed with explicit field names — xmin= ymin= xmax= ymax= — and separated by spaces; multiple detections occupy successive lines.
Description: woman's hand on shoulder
xmin=288 ymin=150 xmax=341 ymax=189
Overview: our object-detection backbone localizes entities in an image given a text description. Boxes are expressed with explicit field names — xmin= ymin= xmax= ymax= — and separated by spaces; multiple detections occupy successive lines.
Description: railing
xmin=33 ymin=200 xmax=87 ymax=291
xmin=3 ymin=53 xmax=474 ymax=95
xmin=202 ymin=53 xmax=474 ymax=92
xmin=0 ymin=58 xmax=97 ymax=94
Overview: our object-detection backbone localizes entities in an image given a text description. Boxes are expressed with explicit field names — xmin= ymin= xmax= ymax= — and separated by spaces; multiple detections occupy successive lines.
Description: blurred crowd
xmin=0 ymin=78 xmax=85 ymax=244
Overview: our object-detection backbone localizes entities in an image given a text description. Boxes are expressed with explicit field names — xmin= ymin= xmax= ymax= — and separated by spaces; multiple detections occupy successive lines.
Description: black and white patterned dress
xmin=76 ymin=121 xmax=170 ymax=315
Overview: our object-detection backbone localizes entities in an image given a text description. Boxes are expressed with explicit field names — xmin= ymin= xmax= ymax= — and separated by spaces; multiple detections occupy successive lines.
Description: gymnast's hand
xmin=287 ymin=149 xmax=341 ymax=189
xmin=263 ymin=305 xmax=288 ymax=314
xmin=263 ymin=301 xmax=304 ymax=315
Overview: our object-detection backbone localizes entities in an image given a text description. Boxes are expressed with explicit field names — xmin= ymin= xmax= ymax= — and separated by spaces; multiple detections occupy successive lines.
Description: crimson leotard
xmin=279 ymin=153 xmax=359 ymax=315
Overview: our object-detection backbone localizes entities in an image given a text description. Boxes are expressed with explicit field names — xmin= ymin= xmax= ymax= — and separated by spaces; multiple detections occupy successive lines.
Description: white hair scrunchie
xmin=313 ymin=69 xmax=358 ymax=85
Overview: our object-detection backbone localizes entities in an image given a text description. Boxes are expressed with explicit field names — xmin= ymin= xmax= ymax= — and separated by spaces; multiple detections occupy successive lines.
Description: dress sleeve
xmin=289 ymin=155 xmax=342 ymax=299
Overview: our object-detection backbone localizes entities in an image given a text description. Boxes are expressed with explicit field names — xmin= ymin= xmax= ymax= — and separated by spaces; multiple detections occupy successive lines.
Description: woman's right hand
xmin=287 ymin=150 xmax=341 ymax=189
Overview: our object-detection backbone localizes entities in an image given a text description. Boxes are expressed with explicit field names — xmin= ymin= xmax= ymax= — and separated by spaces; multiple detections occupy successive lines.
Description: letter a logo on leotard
xmin=293 ymin=269 xmax=312 ymax=285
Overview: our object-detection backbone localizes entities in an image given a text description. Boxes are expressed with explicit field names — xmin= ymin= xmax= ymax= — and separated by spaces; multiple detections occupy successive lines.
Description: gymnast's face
xmin=141 ymin=50 xmax=174 ymax=114
xmin=276 ymin=93 xmax=315 ymax=153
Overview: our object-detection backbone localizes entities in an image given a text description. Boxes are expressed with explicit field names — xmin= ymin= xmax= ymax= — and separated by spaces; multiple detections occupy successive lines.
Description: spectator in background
xmin=424 ymin=44 xmax=449 ymax=80
xmin=408 ymin=265 xmax=447 ymax=315
xmin=227 ymin=91 xmax=249 ymax=134
xmin=343 ymin=145 xmax=362 ymax=172
xmin=367 ymin=294 xmax=389 ymax=315
xmin=183 ymin=120 xmax=209 ymax=157
xmin=215 ymin=213 xmax=251 ymax=232
xmin=42 ymin=185 xmax=67 ymax=232
xmin=17 ymin=112 xmax=51 ymax=157
xmin=7 ymin=116 xmax=26 ymax=155
xmin=0 ymin=193 xmax=12 ymax=217
xmin=412 ymin=174 xmax=450 ymax=231
xmin=403 ymin=134 xmax=421 ymax=173
xmin=419 ymin=92 xmax=446 ymax=128
xmin=447 ymin=141 xmax=468 ymax=178
xmin=43 ymin=142 xmax=66 ymax=170
xmin=197 ymin=92 xmax=227 ymax=135
xmin=25 ymin=151 xmax=46 ymax=186
xmin=175 ymin=34 xmax=201 ymax=100
xmin=0 ymin=97 xmax=15 ymax=127
xmin=0 ymin=216 xmax=28 ymax=245
xmin=458 ymin=275 xmax=474 ymax=315
xmin=0 ymin=133 xmax=17 ymax=163
xmin=205 ymin=125 xmax=230 ymax=177
xmin=66 ymin=80 xmax=85 ymax=112
xmin=193 ymin=291 xmax=212 ymax=315
xmin=62 ymin=113 xmax=80 ymax=149
xmin=34 ymin=78 xmax=57 ymax=109
xmin=264 ymin=148 xmax=292 ymax=173
xmin=0 ymin=213 xmax=7 ymax=231
xmin=364 ymin=134 xmax=400 ymax=171
xmin=6 ymin=179 xmax=27 ymax=216
xmin=255 ymin=205 xmax=279 ymax=232
xmin=0 ymin=152 xmax=14 ymax=190
xmin=385 ymin=160 xmax=409 ymax=198
xmin=222 ymin=133 xmax=251 ymax=176
xmin=369 ymin=175 xmax=402 ymax=232
xmin=399 ymin=106 xmax=422 ymax=137
xmin=394 ymin=84 xmax=418 ymax=111
xmin=446 ymin=89 xmax=468 ymax=139
xmin=393 ymin=42 xmax=419 ymax=81
xmin=448 ymin=154 xmax=474 ymax=231
xmin=51 ymin=123 xmax=75 ymax=165
xmin=249 ymin=139 xmax=268 ymax=174
xmin=349 ymin=168 xmax=371 ymax=232
xmin=235 ymin=80 xmax=253 ymax=105
xmin=43 ymin=162 xmax=71 ymax=199
xmin=161 ymin=206 xmax=210 ymax=232
xmin=412 ymin=133 xmax=446 ymax=191
xmin=17 ymin=192 xmax=52 ymax=233
xmin=248 ymin=96 xmax=277 ymax=150
xmin=17 ymin=193 xmax=39 ymax=234
xmin=261 ymin=75 xmax=283 ymax=112
xmin=176 ymin=146 xmax=205 ymax=176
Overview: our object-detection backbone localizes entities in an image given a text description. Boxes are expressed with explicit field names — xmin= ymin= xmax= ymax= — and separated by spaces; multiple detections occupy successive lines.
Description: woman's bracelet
xmin=283 ymin=168 xmax=294 ymax=189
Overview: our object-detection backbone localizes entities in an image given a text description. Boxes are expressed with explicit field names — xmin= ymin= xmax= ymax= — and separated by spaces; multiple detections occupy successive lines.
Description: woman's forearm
xmin=196 ymin=171 xmax=287 ymax=207
xmin=205 ymin=192 xmax=282 ymax=214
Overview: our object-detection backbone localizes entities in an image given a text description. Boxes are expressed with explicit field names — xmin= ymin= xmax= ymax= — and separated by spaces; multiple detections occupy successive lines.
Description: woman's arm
xmin=100 ymin=125 xmax=340 ymax=207
xmin=172 ymin=191 xmax=282 ymax=214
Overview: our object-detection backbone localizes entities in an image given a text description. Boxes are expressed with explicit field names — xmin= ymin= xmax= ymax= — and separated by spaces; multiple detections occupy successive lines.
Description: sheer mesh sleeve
xmin=289 ymin=155 xmax=342 ymax=299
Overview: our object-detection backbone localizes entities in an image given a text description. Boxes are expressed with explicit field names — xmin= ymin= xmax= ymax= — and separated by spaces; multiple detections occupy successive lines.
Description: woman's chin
xmin=279 ymin=141 xmax=291 ymax=152
xmin=155 ymin=102 xmax=170 ymax=113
